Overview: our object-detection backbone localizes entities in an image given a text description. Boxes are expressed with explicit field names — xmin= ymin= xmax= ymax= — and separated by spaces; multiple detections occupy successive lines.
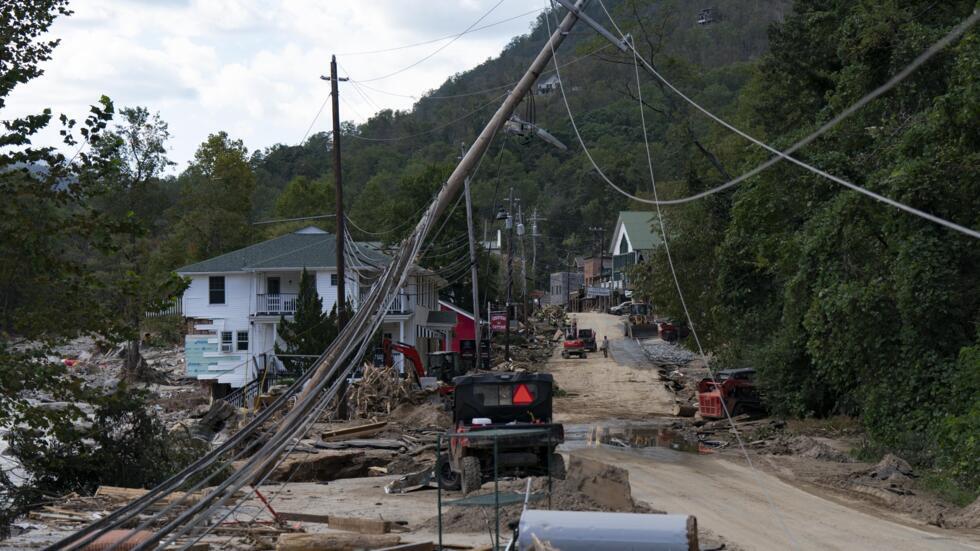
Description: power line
xmin=337 ymin=8 xmax=543 ymax=56
xmin=352 ymin=0 xmax=507 ymax=83
xmin=352 ymin=43 xmax=612 ymax=101
xmin=252 ymin=213 xmax=336 ymax=225
xmin=299 ymin=94 xmax=332 ymax=145
xmin=348 ymin=92 xmax=507 ymax=142
xmin=546 ymin=5 xmax=807 ymax=548
xmin=634 ymin=27 xmax=801 ymax=549
xmin=582 ymin=2 xmax=980 ymax=238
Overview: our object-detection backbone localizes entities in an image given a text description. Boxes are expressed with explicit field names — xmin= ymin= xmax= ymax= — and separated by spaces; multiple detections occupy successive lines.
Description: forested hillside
xmin=2 ymin=0 xmax=977 ymax=509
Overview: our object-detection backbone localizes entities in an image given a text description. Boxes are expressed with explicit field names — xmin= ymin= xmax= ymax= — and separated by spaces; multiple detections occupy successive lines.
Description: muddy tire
xmin=561 ymin=350 xmax=569 ymax=359
xmin=549 ymin=453 xmax=566 ymax=480
xmin=437 ymin=454 xmax=461 ymax=491
xmin=460 ymin=456 xmax=482 ymax=495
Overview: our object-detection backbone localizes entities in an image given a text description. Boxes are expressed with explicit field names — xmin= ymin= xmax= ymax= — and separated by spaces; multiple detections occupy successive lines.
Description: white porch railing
xmin=385 ymin=293 xmax=413 ymax=315
xmin=256 ymin=293 xmax=299 ymax=315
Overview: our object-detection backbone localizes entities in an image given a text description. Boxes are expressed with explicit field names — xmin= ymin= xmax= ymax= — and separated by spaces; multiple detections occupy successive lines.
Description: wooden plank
xmin=277 ymin=512 xmax=331 ymax=524
xmin=327 ymin=515 xmax=392 ymax=534
xmin=320 ymin=421 xmax=388 ymax=442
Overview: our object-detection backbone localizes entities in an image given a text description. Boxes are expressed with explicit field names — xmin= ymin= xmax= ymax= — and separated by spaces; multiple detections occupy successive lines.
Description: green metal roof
xmin=176 ymin=227 xmax=389 ymax=274
xmin=612 ymin=211 xmax=662 ymax=252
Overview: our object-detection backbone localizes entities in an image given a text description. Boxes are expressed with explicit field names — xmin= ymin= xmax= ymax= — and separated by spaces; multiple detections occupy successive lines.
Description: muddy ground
xmin=546 ymin=312 xmax=980 ymax=550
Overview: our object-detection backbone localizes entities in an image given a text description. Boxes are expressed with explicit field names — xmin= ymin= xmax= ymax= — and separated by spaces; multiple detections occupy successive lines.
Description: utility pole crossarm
xmin=552 ymin=0 xmax=629 ymax=51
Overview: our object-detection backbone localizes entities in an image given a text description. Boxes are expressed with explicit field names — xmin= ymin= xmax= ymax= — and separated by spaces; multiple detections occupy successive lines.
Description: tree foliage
xmin=275 ymin=268 xmax=340 ymax=372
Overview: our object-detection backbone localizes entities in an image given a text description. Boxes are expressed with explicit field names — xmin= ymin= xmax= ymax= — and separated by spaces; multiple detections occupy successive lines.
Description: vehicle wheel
xmin=731 ymin=402 xmax=746 ymax=417
xmin=460 ymin=456 xmax=482 ymax=495
xmin=437 ymin=454 xmax=461 ymax=491
xmin=582 ymin=353 xmax=587 ymax=359
xmin=549 ymin=453 xmax=566 ymax=480
xmin=561 ymin=351 xmax=569 ymax=359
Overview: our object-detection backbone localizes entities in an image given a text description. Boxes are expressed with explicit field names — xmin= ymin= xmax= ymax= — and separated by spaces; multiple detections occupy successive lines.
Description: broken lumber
xmin=321 ymin=421 xmax=388 ymax=442
xmin=672 ymin=404 xmax=697 ymax=418
xmin=275 ymin=532 xmax=401 ymax=551
xmin=277 ymin=512 xmax=331 ymax=524
xmin=314 ymin=438 xmax=405 ymax=450
xmin=276 ymin=513 xmax=395 ymax=534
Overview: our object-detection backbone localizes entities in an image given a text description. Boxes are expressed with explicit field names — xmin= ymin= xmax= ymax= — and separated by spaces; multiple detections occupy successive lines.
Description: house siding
xmin=180 ymin=266 xmax=430 ymax=390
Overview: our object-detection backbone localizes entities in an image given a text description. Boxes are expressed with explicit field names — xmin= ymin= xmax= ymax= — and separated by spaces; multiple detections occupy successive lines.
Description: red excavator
xmin=381 ymin=338 xmax=466 ymax=386
xmin=696 ymin=368 xmax=763 ymax=419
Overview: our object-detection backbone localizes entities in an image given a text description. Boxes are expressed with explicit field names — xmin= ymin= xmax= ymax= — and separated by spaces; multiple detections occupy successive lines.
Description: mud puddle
xmin=560 ymin=420 xmax=706 ymax=457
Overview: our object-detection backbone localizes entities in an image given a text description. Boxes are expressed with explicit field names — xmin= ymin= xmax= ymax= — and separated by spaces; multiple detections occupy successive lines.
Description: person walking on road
xmin=601 ymin=335 xmax=609 ymax=358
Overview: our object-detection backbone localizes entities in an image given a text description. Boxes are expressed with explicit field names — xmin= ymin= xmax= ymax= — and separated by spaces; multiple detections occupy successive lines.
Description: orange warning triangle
xmin=513 ymin=384 xmax=534 ymax=405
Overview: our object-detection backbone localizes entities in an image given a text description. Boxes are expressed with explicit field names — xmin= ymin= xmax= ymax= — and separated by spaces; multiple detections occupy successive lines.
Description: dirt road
xmin=549 ymin=312 xmax=674 ymax=423
xmin=549 ymin=312 xmax=980 ymax=551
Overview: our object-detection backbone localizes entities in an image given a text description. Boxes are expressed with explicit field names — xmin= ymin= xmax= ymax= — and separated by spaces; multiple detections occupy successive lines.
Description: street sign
xmin=490 ymin=312 xmax=508 ymax=332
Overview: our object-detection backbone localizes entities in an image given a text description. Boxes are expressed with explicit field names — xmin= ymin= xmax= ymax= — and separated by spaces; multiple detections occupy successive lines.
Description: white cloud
xmin=2 ymin=0 xmax=542 ymax=170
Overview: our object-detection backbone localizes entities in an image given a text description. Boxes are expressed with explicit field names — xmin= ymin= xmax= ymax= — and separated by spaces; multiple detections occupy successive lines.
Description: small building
xmin=438 ymin=299 xmax=476 ymax=353
xmin=609 ymin=212 xmax=663 ymax=292
xmin=176 ymin=226 xmax=446 ymax=395
xmin=537 ymin=74 xmax=560 ymax=94
xmin=583 ymin=255 xmax=613 ymax=311
xmin=550 ymin=271 xmax=584 ymax=308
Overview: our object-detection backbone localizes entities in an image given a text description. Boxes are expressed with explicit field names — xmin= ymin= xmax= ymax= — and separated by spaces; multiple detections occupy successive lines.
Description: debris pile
xmin=343 ymin=364 xmax=430 ymax=419
xmin=768 ymin=435 xmax=855 ymax=463
xmin=638 ymin=339 xmax=695 ymax=367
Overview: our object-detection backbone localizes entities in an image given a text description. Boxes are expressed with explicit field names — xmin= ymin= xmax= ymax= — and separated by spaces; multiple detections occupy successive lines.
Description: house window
xmin=236 ymin=331 xmax=249 ymax=351
xmin=221 ymin=331 xmax=233 ymax=352
xmin=330 ymin=273 xmax=338 ymax=286
xmin=209 ymin=276 xmax=225 ymax=304
xmin=619 ymin=236 xmax=629 ymax=254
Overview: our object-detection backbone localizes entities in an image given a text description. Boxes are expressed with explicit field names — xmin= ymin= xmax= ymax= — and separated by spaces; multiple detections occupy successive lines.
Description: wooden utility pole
xmin=463 ymin=174 xmax=481 ymax=343
xmin=505 ymin=188 xmax=514 ymax=362
xmin=325 ymin=55 xmax=348 ymax=329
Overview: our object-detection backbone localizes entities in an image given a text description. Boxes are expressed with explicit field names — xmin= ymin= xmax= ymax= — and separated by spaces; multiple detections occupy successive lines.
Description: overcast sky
xmin=6 ymin=0 xmax=542 ymax=170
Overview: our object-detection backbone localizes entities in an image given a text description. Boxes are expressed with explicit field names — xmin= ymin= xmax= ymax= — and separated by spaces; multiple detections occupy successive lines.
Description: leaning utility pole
xmin=461 ymin=144 xmax=481 ymax=345
xmin=323 ymin=55 xmax=349 ymax=329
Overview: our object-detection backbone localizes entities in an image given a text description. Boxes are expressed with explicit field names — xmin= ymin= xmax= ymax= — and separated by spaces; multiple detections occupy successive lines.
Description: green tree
xmin=95 ymin=107 xmax=183 ymax=377
xmin=275 ymin=268 xmax=339 ymax=372
xmin=264 ymin=175 xmax=335 ymax=237
xmin=0 ymin=1 xmax=203 ymax=534
xmin=163 ymin=132 xmax=256 ymax=265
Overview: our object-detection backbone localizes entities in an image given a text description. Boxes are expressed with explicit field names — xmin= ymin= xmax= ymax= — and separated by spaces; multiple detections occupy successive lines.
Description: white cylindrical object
xmin=518 ymin=510 xmax=697 ymax=551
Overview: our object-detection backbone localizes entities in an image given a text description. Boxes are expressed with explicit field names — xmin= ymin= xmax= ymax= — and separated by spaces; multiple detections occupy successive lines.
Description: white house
xmin=176 ymin=226 xmax=447 ymax=396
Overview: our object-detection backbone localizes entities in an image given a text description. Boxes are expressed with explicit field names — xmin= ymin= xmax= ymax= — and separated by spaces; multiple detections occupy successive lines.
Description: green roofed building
xmin=608 ymin=212 xmax=662 ymax=292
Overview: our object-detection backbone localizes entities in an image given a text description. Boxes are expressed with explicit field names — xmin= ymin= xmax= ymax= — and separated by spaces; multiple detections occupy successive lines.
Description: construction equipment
xmin=442 ymin=373 xmax=564 ymax=494
xmin=380 ymin=339 xmax=467 ymax=385
xmin=561 ymin=329 xmax=588 ymax=359
xmin=577 ymin=328 xmax=597 ymax=352
xmin=427 ymin=351 xmax=466 ymax=384
xmin=696 ymin=368 xmax=764 ymax=419
xmin=655 ymin=319 xmax=690 ymax=343
xmin=622 ymin=302 xmax=658 ymax=339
